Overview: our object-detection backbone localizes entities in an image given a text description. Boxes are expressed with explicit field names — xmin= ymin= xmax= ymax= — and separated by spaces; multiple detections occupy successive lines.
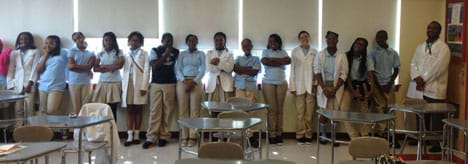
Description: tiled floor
xmin=32 ymin=139 xmax=422 ymax=164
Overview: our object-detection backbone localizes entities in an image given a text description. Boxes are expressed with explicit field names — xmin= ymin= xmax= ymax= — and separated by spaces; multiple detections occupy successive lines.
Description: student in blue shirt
xmin=175 ymin=34 xmax=206 ymax=147
xmin=36 ymin=35 xmax=68 ymax=115
xmin=261 ymin=34 xmax=291 ymax=145
xmin=68 ymin=32 xmax=95 ymax=114
xmin=92 ymin=32 xmax=124 ymax=121
xmin=234 ymin=38 xmax=260 ymax=101
xmin=144 ymin=33 xmax=179 ymax=148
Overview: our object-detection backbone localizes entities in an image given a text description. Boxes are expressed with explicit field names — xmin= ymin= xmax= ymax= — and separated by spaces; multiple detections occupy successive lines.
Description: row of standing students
xmin=3 ymin=27 xmax=406 ymax=148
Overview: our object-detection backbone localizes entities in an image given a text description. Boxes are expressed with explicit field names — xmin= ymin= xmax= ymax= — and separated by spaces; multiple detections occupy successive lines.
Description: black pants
xmin=418 ymin=96 xmax=446 ymax=131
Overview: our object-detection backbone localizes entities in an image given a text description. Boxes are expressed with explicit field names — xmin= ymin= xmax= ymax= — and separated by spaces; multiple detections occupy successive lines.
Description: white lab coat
xmin=205 ymin=49 xmax=234 ymax=93
xmin=410 ymin=39 xmax=450 ymax=99
xmin=74 ymin=103 xmax=121 ymax=164
xmin=121 ymin=49 xmax=150 ymax=108
xmin=7 ymin=49 xmax=40 ymax=93
xmin=289 ymin=46 xmax=318 ymax=95
xmin=313 ymin=49 xmax=349 ymax=109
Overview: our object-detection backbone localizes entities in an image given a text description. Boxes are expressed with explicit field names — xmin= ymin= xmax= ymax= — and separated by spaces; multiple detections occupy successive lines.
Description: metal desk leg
xmin=464 ymin=130 xmax=467 ymax=164
xmin=258 ymin=128 xmax=263 ymax=160
xmin=331 ymin=121 xmax=336 ymax=164
xmin=442 ymin=124 xmax=446 ymax=161
xmin=417 ymin=114 xmax=423 ymax=160
xmin=392 ymin=120 xmax=396 ymax=155
xmin=45 ymin=155 xmax=49 ymax=164
xmin=265 ymin=108 xmax=270 ymax=159
xmin=110 ymin=122 xmax=114 ymax=164
xmin=178 ymin=126 xmax=182 ymax=159
xmin=316 ymin=114 xmax=320 ymax=164
xmin=78 ymin=128 xmax=83 ymax=164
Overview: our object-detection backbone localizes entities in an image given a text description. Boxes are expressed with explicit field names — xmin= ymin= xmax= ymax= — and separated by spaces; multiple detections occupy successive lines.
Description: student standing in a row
xmin=234 ymin=39 xmax=261 ymax=102
xmin=262 ymin=34 xmax=290 ymax=145
xmin=122 ymin=32 xmax=150 ymax=147
xmin=68 ymin=32 xmax=95 ymax=115
xmin=289 ymin=31 xmax=317 ymax=144
xmin=144 ymin=33 xmax=178 ymax=148
xmin=175 ymin=34 xmax=206 ymax=147
xmin=206 ymin=32 xmax=234 ymax=103
xmin=8 ymin=32 xmax=40 ymax=118
xmin=36 ymin=35 xmax=68 ymax=115
xmin=314 ymin=31 xmax=348 ymax=145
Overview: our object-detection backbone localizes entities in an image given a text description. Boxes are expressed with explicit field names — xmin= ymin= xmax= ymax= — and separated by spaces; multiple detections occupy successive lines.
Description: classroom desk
xmin=25 ymin=115 xmax=113 ymax=164
xmin=442 ymin=118 xmax=468 ymax=163
xmin=316 ymin=109 xmax=396 ymax=164
xmin=0 ymin=142 xmax=66 ymax=164
xmin=389 ymin=103 xmax=456 ymax=160
xmin=201 ymin=101 xmax=269 ymax=159
xmin=177 ymin=117 xmax=262 ymax=159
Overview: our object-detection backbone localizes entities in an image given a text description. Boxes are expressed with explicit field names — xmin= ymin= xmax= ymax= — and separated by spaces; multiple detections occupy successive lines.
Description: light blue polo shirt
xmin=234 ymin=55 xmax=261 ymax=91
xmin=68 ymin=47 xmax=94 ymax=85
xmin=368 ymin=45 xmax=400 ymax=85
xmin=261 ymin=49 xmax=288 ymax=85
xmin=38 ymin=49 xmax=68 ymax=92
xmin=96 ymin=49 xmax=122 ymax=82
xmin=175 ymin=50 xmax=206 ymax=84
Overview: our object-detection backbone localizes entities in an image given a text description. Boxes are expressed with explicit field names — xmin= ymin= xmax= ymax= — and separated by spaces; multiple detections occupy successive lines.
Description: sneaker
xmin=249 ymin=137 xmax=259 ymax=148
xmin=181 ymin=140 xmax=188 ymax=147
xmin=132 ymin=139 xmax=141 ymax=145
xmin=429 ymin=145 xmax=442 ymax=153
xmin=157 ymin=139 xmax=168 ymax=147
xmin=319 ymin=138 xmax=329 ymax=145
xmin=297 ymin=137 xmax=306 ymax=145
xmin=142 ymin=141 xmax=154 ymax=149
xmin=124 ymin=141 xmax=132 ymax=147
xmin=187 ymin=139 xmax=197 ymax=147
xmin=305 ymin=138 xmax=312 ymax=145
xmin=268 ymin=137 xmax=277 ymax=145
xmin=276 ymin=136 xmax=283 ymax=146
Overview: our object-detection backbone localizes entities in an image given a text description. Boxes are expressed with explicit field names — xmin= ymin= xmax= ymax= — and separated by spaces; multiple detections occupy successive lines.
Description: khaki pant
xmin=262 ymin=83 xmax=287 ymax=137
xmin=177 ymin=81 xmax=203 ymax=140
xmin=147 ymin=83 xmax=176 ymax=141
xmin=341 ymin=88 xmax=369 ymax=139
xmin=208 ymin=78 xmax=233 ymax=102
xmin=235 ymin=89 xmax=257 ymax=102
xmin=39 ymin=91 xmax=64 ymax=115
xmin=295 ymin=93 xmax=316 ymax=139
xmin=68 ymin=84 xmax=92 ymax=114
xmin=370 ymin=84 xmax=395 ymax=133
xmin=15 ymin=88 xmax=37 ymax=126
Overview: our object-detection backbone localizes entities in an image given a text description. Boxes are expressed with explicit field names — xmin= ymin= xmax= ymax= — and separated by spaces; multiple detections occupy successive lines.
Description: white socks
xmin=127 ymin=131 xmax=133 ymax=142
xmin=134 ymin=130 xmax=140 ymax=140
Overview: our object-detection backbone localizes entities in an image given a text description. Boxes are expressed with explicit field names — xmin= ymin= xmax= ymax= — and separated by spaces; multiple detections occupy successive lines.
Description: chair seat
xmin=63 ymin=141 xmax=107 ymax=152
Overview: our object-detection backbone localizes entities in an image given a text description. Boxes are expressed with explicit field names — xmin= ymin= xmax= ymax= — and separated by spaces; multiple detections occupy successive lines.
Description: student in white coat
xmin=289 ymin=31 xmax=318 ymax=144
xmin=205 ymin=32 xmax=234 ymax=103
xmin=261 ymin=34 xmax=291 ymax=145
xmin=410 ymin=21 xmax=450 ymax=152
xmin=7 ymin=32 xmax=40 ymax=118
xmin=313 ymin=31 xmax=348 ymax=145
xmin=122 ymin=31 xmax=150 ymax=147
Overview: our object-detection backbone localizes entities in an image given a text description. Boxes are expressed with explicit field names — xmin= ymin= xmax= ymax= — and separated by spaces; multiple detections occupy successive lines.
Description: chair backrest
xmin=13 ymin=125 xmax=53 ymax=142
xmin=226 ymin=97 xmax=253 ymax=104
xmin=217 ymin=111 xmax=250 ymax=119
xmin=198 ymin=142 xmax=244 ymax=160
xmin=79 ymin=103 xmax=114 ymax=118
xmin=348 ymin=137 xmax=389 ymax=159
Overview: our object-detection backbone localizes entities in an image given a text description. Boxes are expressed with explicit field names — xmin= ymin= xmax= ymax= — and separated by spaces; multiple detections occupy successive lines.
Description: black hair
xmin=430 ymin=21 xmax=442 ymax=33
xmin=72 ymin=32 xmax=85 ymax=40
xmin=213 ymin=32 xmax=227 ymax=50
xmin=102 ymin=32 xmax=120 ymax=55
xmin=325 ymin=31 xmax=339 ymax=38
xmin=267 ymin=33 xmax=283 ymax=50
xmin=242 ymin=38 xmax=252 ymax=45
xmin=346 ymin=37 xmax=369 ymax=78
xmin=161 ymin=33 xmax=173 ymax=43
xmin=128 ymin=31 xmax=144 ymax=46
xmin=297 ymin=31 xmax=310 ymax=40
xmin=46 ymin=35 xmax=62 ymax=56
xmin=376 ymin=30 xmax=388 ymax=38
xmin=185 ymin=34 xmax=198 ymax=44
xmin=15 ymin=32 xmax=36 ymax=50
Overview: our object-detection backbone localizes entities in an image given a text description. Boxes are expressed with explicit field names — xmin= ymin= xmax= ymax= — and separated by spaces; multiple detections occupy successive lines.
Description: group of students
xmin=0 ymin=20 xmax=449 ymax=150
